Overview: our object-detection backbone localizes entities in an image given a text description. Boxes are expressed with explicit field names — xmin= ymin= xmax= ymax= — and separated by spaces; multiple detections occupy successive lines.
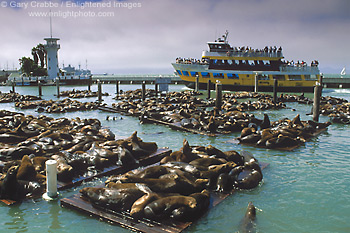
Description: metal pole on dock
xmin=273 ymin=79 xmax=278 ymax=103
xmin=56 ymin=78 xmax=60 ymax=98
xmin=195 ymin=75 xmax=199 ymax=92
xmin=207 ymin=80 xmax=211 ymax=99
xmin=11 ymin=81 xmax=15 ymax=93
xmin=142 ymin=81 xmax=146 ymax=101
xmin=215 ymin=82 xmax=222 ymax=110
xmin=42 ymin=160 xmax=58 ymax=201
xmin=254 ymin=73 xmax=259 ymax=92
xmin=97 ymin=79 xmax=102 ymax=102
xmin=312 ymin=83 xmax=322 ymax=122
xmin=38 ymin=81 xmax=42 ymax=96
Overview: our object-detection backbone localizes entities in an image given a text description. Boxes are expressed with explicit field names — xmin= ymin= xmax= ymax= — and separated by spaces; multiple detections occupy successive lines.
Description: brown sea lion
xmin=143 ymin=195 xmax=197 ymax=220
xmin=17 ymin=155 xmax=37 ymax=181
xmin=241 ymin=127 xmax=256 ymax=138
xmin=239 ymin=202 xmax=257 ymax=233
xmin=260 ymin=114 xmax=271 ymax=129
xmin=79 ymin=186 xmax=146 ymax=212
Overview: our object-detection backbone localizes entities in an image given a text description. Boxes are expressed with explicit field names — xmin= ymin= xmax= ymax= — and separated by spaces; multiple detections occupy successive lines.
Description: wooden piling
xmin=215 ymin=82 xmax=222 ymax=110
xmin=195 ymin=75 xmax=199 ymax=92
xmin=115 ymin=80 xmax=119 ymax=96
xmin=56 ymin=78 xmax=60 ymax=98
xmin=313 ymin=83 xmax=322 ymax=122
xmin=97 ymin=79 xmax=102 ymax=102
xmin=273 ymin=79 xmax=278 ymax=103
xmin=254 ymin=74 xmax=259 ymax=92
xmin=38 ymin=81 xmax=42 ymax=96
xmin=207 ymin=80 xmax=211 ymax=99
xmin=141 ymin=81 xmax=146 ymax=101
xmin=155 ymin=83 xmax=158 ymax=98
xmin=11 ymin=81 xmax=15 ymax=93
xmin=88 ymin=76 xmax=92 ymax=92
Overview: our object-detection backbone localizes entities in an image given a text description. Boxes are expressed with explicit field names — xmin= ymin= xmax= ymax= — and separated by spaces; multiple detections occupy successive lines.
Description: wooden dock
xmin=57 ymin=148 xmax=171 ymax=190
xmin=227 ymin=128 xmax=328 ymax=151
xmin=60 ymin=163 xmax=268 ymax=233
xmin=98 ymin=106 xmax=231 ymax=137
xmin=0 ymin=148 xmax=171 ymax=206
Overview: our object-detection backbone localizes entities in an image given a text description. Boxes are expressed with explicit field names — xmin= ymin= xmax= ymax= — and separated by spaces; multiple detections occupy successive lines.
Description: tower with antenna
xmin=44 ymin=12 xmax=60 ymax=80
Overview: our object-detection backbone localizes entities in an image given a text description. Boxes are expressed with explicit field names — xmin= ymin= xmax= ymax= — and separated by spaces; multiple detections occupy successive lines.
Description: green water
xmin=0 ymin=84 xmax=349 ymax=233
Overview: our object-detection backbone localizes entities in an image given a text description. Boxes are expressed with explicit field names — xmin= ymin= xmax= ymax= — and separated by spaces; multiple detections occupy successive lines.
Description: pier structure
xmin=92 ymin=74 xmax=182 ymax=84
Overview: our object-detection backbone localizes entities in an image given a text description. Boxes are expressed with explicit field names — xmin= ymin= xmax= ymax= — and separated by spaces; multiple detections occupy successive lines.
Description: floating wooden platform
xmin=0 ymin=148 xmax=171 ymax=206
xmin=57 ymin=148 xmax=171 ymax=190
xmin=61 ymin=163 xmax=268 ymax=233
xmin=98 ymin=106 xmax=231 ymax=137
xmin=227 ymin=128 xmax=328 ymax=151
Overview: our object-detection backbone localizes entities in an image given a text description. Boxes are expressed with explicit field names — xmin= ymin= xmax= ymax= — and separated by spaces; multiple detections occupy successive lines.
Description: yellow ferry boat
xmin=172 ymin=31 xmax=320 ymax=92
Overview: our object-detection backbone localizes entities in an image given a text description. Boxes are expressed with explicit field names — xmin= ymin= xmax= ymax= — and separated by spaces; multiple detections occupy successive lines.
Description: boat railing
xmin=280 ymin=65 xmax=319 ymax=73
xmin=203 ymin=50 xmax=283 ymax=58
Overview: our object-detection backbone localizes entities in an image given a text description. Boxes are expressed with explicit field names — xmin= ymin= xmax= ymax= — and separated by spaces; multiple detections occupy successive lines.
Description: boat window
xmin=273 ymin=75 xmax=285 ymax=80
xmin=227 ymin=60 xmax=233 ymax=65
xmin=304 ymin=75 xmax=310 ymax=80
xmin=213 ymin=59 xmax=218 ymax=64
xmin=289 ymin=75 xmax=302 ymax=80
xmin=263 ymin=60 xmax=270 ymax=65
xmin=190 ymin=71 xmax=199 ymax=77
xmin=213 ymin=73 xmax=224 ymax=78
xmin=227 ymin=73 xmax=239 ymax=79
xmin=201 ymin=72 xmax=210 ymax=78
xmin=176 ymin=70 xmax=182 ymax=75
xmin=248 ymin=60 xmax=255 ymax=66
xmin=259 ymin=74 xmax=269 ymax=80
xmin=182 ymin=71 xmax=189 ymax=76
xmin=310 ymin=75 xmax=317 ymax=80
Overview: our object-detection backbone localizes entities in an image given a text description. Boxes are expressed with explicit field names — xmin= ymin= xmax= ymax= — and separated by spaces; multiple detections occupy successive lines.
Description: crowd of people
xmin=282 ymin=60 xmax=319 ymax=67
xmin=175 ymin=57 xmax=209 ymax=65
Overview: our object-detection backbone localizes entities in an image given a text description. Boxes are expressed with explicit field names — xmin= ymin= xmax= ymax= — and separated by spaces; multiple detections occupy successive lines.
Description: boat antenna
xmin=49 ymin=10 xmax=53 ymax=38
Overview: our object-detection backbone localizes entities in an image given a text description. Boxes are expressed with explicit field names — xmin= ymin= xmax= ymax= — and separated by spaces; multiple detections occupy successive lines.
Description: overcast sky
xmin=0 ymin=0 xmax=349 ymax=74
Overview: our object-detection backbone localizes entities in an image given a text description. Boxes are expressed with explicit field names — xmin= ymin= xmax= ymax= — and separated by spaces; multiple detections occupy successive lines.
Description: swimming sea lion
xmin=239 ymin=202 xmax=257 ymax=233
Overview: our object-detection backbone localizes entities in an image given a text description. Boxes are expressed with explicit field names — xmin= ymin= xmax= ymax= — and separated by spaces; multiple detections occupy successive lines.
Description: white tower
xmin=44 ymin=37 xmax=60 ymax=80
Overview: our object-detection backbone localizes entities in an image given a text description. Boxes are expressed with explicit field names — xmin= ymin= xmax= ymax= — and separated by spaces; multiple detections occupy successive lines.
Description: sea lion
xmin=79 ymin=186 xmax=146 ymax=212
xmin=51 ymin=154 xmax=74 ymax=182
xmin=171 ymin=189 xmax=210 ymax=221
xmin=131 ymin=165 xmax=169 ymax=179
xmin=236 ymin=169 xmax=262 ymax=190
xmin=239 ymin=202 xmax=257 ymax=233
xmin=143 ymin=195 xmax=197 ymax=220
xmin=260 ymin=114 xmax=271 ymax=129
xmin=239 ymin=134 xmax=261 ymax=144
xmin=241 ymin=127 xmax=256 ymax=138
xmin=17 ymin=155 xmax=37 ymax=181
xmin=115 ymin=145 xmax=138 ymax=166
xmin=119 ymin=176 xmax=198 ymax=195
xmin=0 ymin=166 xmax=20 ymax=200
xmin=189 ymin=157 xmax=226 ymax=170
xmin=216 ymin=173 xmax=231 ymax=193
